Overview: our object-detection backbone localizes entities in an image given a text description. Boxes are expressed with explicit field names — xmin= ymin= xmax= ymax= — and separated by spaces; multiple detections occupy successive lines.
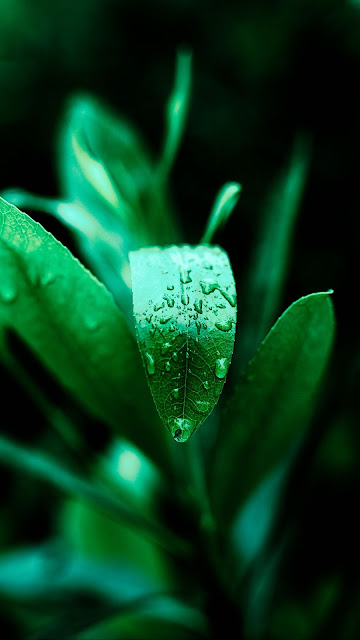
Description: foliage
xmin=0 ymin=22 xmax=346 ymax=640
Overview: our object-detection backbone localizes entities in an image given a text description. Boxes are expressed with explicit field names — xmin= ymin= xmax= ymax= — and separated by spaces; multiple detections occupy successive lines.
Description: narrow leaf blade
xmin=130 ymin=245 xmax=237 ymax=442
xmin=211 ymin=291 xmax=335 ymax=527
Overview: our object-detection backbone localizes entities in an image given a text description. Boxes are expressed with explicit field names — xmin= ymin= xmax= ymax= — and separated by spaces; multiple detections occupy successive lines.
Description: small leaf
xmin=0 ymin=197 xmax=170 ymax=469
xmin=157 ymin=49 xmax=192 ymax=181
xmin=130 ymin=245 xmax=237 ymax=443
xmin=201 ymin=182 xmax=242 ymax=244
xmin=211 ymin=291 xmax=335 ymax=528
xmin=234 ymin=135 xmax=311 ymax=369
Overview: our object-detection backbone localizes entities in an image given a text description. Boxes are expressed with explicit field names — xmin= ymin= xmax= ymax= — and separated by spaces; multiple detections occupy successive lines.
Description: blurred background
xmin=1 ymin=0 xmax=360 ymax=638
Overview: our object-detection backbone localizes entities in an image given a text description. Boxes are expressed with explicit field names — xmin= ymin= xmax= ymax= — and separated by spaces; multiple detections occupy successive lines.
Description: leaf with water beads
xmin=130 ymin=245 xmax=237 ymax=442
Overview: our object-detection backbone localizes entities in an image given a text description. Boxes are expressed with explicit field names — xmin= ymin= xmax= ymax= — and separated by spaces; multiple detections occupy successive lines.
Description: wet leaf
xmin=0 ymin=197 xmax=170 ymax=469
xmin=130 ymin=245 xmax=237 ymax=442
xmin=211 ymin=291 xmax=335 ymax=528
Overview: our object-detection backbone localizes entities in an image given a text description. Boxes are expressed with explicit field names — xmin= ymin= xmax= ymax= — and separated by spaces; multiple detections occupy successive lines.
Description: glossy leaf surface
xmin=0 ymin=197 xmax=169 ymax=468
xmin=211 ymin=291 xmax=335 ymax=528
xmin=130 ymin=245 xmax=237 ymax=442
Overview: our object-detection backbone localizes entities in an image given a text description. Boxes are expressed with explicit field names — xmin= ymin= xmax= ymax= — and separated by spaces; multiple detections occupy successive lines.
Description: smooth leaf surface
xmin=234 ymin=136 xmax=311 ymax=370
xmin=130 ymin=245 xmax=237 ymax=442
xmin=211 ymin=292 xmax=335 ymax=528
xmin=0 ymin=197 xmax=169 ymax=469
xmin=201 ymin=182 xmax=242 ymax=244
xmin=58 ymin=93 xmax=179 ymax=247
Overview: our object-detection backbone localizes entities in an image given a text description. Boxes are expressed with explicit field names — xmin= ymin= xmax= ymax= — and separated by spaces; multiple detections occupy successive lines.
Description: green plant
xmin=0 ymin=53 xmax=335 ymax=639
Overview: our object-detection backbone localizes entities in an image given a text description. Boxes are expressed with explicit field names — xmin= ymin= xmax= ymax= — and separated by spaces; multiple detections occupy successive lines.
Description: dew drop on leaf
xmin=167 ymin=284 xmax=175 ymax=290
xmin=145 ymin=352 xmax=155 ymax=375
xmin=84 ymin=315 xmax=100 ymax=331
xmin=172 ymin=388 xmax=180 ymax=399
xmin=219 ymin=289 xmax=237 ymax=307
xmin=0 ymin=283 xmax=18 ymax=303
xmin=40 ymin=271 xmax=56 ymax=286
xmin=165 ymin=360 xmax=172 ymax=372
xmin=181 ymin=293 xmax=189 ymax=305
xmin=215 ymin=319 xmax=233 ymax=332
xmin=160 ymin=315 xmax=171 ymax=324
xmin=180 ymin=269 xmax=192 ymax=284
xmin=160 ymin=341 xmax=172 ymax=355
xmin=200 ymin=280 xmax=219 ymax=295
xmin=215 ymin=357 xmax=230 ymax=379
xmin=172 ymin=418 xmax=195 ymax=442
xmin=194 ymin=298 xmax=203 ymax=314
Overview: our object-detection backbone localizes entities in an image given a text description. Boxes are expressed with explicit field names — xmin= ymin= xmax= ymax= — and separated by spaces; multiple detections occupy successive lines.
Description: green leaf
xmin=0 ymin=197 xmax=169 ymax=468
xmin=211 ymin=291 xmax=335 ymax=528
xmin=130 ymin=245 xmax=237 ymax=443
xmin=157 ymin=49 xmax=192 ymax=181
xmin=235 ymin=136 xmax=311 ymax=369
xmin=57 ymin=93 xmax=179 ymax=248
xmin=201 ymin=182 xmax=242 ymax=244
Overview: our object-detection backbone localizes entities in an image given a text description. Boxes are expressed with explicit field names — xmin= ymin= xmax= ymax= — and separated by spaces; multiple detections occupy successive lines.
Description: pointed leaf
xmin=130 ymin=245 xmax=237 ymax=442
xmin=211 ymin=292 xmax=335 ymax=528
xmin=57 ymin=93 xmax=179 ymax=247
xmin=0 ymin=197 xmax=169 ymax=469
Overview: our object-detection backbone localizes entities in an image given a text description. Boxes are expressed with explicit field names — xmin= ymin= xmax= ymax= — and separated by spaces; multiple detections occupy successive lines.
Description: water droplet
xmin=215 ymin=357 xmax=230 ymax=379
xmin=167 ymin=284 xmax=175 ymax=290
xmin=219 ymin=289 xmax=237 ymax=307
xmin=181 ymin=293 xmax=189 ymax=305
xmin=195 ymin=320 xmax=202 ymax=334
xmin=194 ymin=299 xmax=203 ymax=314
xmin=165 ymin=360 xmax=171 ymax=372
xmin=163 ymin=295 xmax=175 ymax=308
xmin=217 ymin=303 xmax=226 ymax=309
xmin=200 ymin=280 xmax=219 ymax=295
xmin=160 ymin=315 xmax=171 ymax=324
xmin=40 ymin=271 xmax=56 ymax=286
xmin=215 ymin=319 xmax=233 ymax=332
xmin=180 ymin=269 xmax=192 ymax=284
xmin=203 ymin=322 xmax=208 ymax=329
xmin=172 ymin=418 xmax=194 ymax=442
xmin=145 ymin=352 xmax=155 ymax=375
xmin=146 ymin=312 xmax=153 ymax=323
xmin=161 ymin=341 xmax=172 ymax=355
xmin=203 ymin=380 xmax=210 ymax=390
xmin=0 ymin=283 xmax=17 ymax=303
xmin=172 ymin=388 xmax=179 ymax=399
xmin=195 ymin=399 xmax=211 ymax=414
xmin=169 ymin=324 xmax=176 ymax=332
xmin=84 ymin=315 xmax=99 ymax=331
xmin=150 ymin=325 xmax=156 ymax=336
xmin=154 ymin=301 xmax=165 ymax=311
xmin=186 ymin=350 xmax=189 ymax=359
xmin=172 ymin=351 xmax=178 ymax=362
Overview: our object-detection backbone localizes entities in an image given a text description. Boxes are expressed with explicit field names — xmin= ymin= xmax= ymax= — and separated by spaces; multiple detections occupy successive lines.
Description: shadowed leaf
xmin=211 ymin=291 xmax=335 ymax=528
xmin=0 ymin=197 xmax=170 ymax=469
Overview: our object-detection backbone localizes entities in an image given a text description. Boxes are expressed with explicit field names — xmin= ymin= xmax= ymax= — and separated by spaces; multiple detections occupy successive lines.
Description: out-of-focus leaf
xmin=0 ymin=197 xmax=170 ymax=469
xmin=0 ymin=435 xmax=187 ymax=555
xmin=211 ymin=292 xmax=335 ymax=529
xmin=0 ymin=544 xmax=205 ymax=639
xmin=201 ymin=182 xmax=242 ymax=244
xmin=157 ymin=49 xmax=192 ymax=181
xmin=130 ymin=245 xmax=237 ymax=442
xmin=58 ymin=92 xmax=178 ymax=242
xmin=235 ymin=136 xmax=311 ymax=370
